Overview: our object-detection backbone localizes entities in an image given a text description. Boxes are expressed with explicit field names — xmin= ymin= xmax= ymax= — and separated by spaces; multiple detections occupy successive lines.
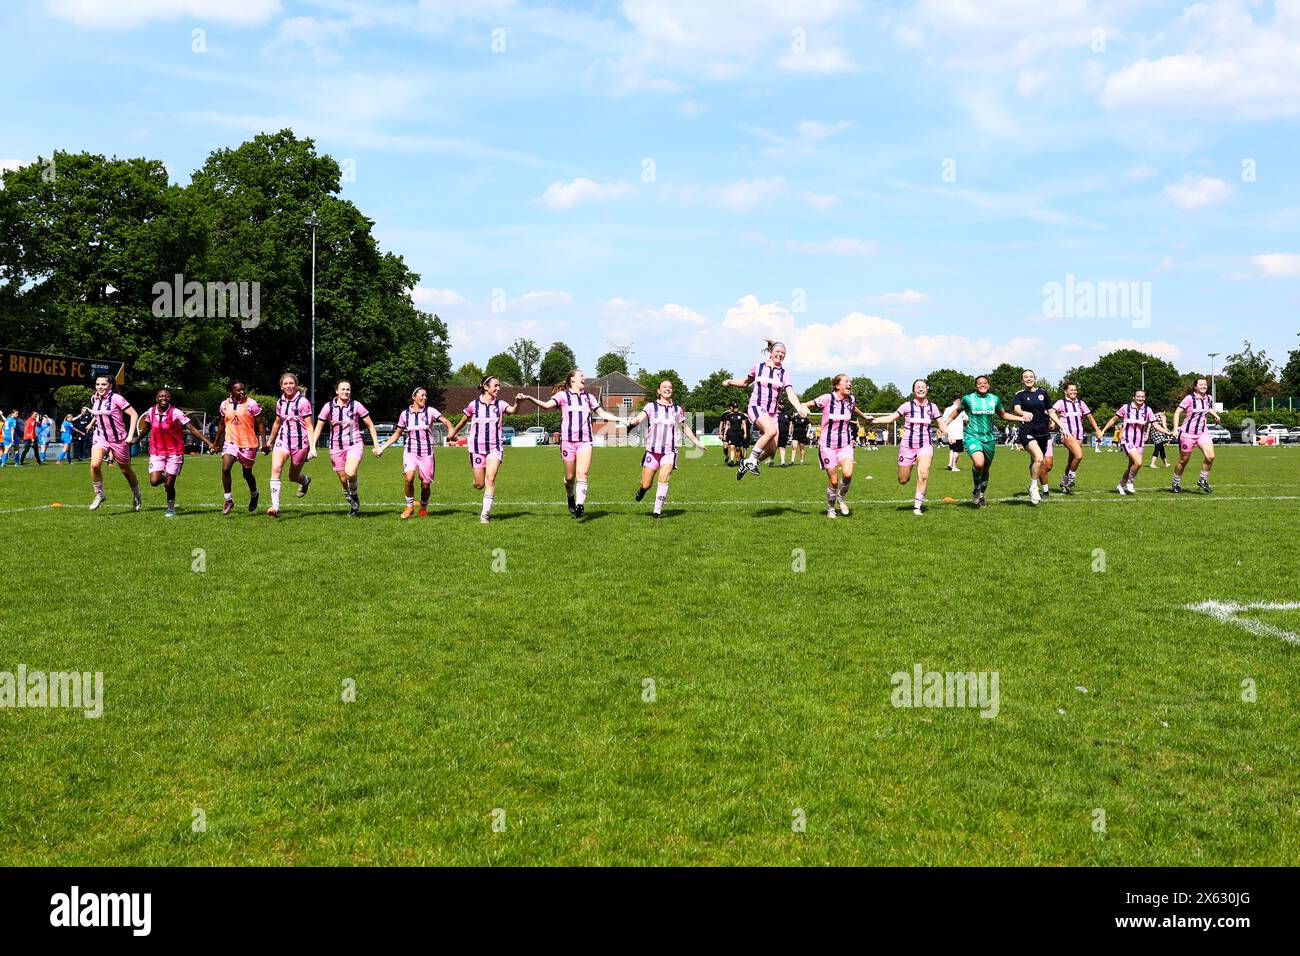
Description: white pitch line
xmin=4 ymin=494 xmax=1300 ymax=514
xmin=1184 ymin=600 xmax=1300 ymax=646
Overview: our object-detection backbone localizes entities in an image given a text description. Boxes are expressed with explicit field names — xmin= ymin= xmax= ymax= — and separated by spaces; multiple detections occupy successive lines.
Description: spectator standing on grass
xmin=19 ymin=411 xmax=41 ymax=465
xmin=945 ymin=400 xmax=967 ymax=471
xmin=73 ymin=408 xmax=92 ymax=461
xmin=1150 ymin=408 xmax=1170 ymax=468
xmin=772 ymin=406 xmax=791 ymax=467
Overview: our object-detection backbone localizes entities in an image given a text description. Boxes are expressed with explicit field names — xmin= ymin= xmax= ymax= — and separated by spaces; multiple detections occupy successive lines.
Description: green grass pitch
xmin=1 ymin=443 xmax=1297 ymax=865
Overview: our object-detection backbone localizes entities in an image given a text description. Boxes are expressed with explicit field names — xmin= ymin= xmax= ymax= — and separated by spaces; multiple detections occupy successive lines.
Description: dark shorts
xmin=1019 ymin=431 xmax=1051 ymax=452
xmin=949 ymin=439 xmax=964 ymax=453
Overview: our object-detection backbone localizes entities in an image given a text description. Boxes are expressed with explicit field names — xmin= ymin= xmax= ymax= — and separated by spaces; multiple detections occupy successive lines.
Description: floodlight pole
xmin=306 ymin=212 xmax=321 ymax=410
xmin=1208 ymin=352 xmax=1219 ymax=405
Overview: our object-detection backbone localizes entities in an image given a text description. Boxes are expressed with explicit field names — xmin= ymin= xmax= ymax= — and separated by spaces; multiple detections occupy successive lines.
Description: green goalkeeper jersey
xmin=960 ymin=391 xmax=1004 ymax=443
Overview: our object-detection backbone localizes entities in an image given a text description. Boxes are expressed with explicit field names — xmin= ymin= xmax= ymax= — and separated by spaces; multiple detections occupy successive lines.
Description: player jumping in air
xmin=868 ymin=378 xmax=949 ymax=515
xmin=1012 ymin=369 xmax=1064 ymax=506
xmin=1171 ymin=376 xmax=1222 ymax=495
xmin=1097 ymin=390 xmax=1175 ymax=496
xmin=264 ymin=372 xmax=315 ymax=517
xmin=624 ymin=380 xmax=705 ymax=518
xmin=311 ymin=380 xmax=380 ymax=517
xmin=1051 ymin=381 xmax=1104 ymax=495
xmin=445 ymin=376 xmax=519 ymax=524
xmin=811 ymin=375 xmax=873 ymax=518
xmin=376 ymin=387 xmax=445 ymax=519
xmin=725 ymin=340 xmax=811 ymax=481
xmin=136 ymin=388 xmax=213 ymax=516
xmin=941 ymin=375 xmax=1032 ymax=509
xmin=213 ymin=380 xmax=266 ymax=517
xmin=80 ymin=374 xmax=143 ymax=511
xmin=516 ymin=370 xmax=626 ymax=519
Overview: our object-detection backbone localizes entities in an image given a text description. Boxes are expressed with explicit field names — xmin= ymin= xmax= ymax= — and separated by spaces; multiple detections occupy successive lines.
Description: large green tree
xmin=0 ymin=133 xmax=450 ymax=413
xmin=636 ymin=368 xmax=688 ymax=405
xmin=689 ymin=368 xmax=734 ymax=411
xmin=538 ymin=341 xmax=578 ymax=386
xmin=449 ymin=362 xmax=485 ymax=386
xmin=595 ymin=351 xmax=629 ymax=377
xmin=1063 ymin=349 xmax=1180 ymax=410
xmin=1280 ymin=337 xmax=1300 ymax=396
xmin=1219 ymin=340 xmax=1276 ymax=409
xmin=924 ymin=368 xmax=976 ymax=408
xmin=188 ymin=130 xmax=449 ymax=410
xmin=485 ymin=352 xmax=523 ymax=385
xmin=0 ymin=150 xmax=213 ymax=396
xmin=507 ymin=338 xmax=541 ymax=384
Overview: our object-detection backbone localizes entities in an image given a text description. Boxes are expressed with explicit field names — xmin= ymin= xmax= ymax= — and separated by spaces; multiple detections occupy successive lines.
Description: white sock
xmin=747 ymin=447 xmax=761 ymax=466
xmin=653 ymin=481 xmax=669 ymax=515
xmin=405 ymin=495 xmax=415 ymax=507
xmin=575 ymin=479 xmax=588 ymax=506
xmin=914 ymin=493 xmax=924 ymax=507
xmin=224 ymin=492 xmax=233 ymax=502
xmin=481 ymin=493 xmax=494 ymax=517
xmin=270 ymin=479 xmax=281 ymax=509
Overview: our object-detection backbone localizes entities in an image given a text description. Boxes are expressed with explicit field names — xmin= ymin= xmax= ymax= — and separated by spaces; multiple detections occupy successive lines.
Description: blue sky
xmin=3 ymin=0 xmax=1298 ymax=387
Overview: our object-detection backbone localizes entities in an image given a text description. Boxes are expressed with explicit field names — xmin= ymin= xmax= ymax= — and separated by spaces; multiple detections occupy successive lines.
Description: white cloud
xmin=716 ymin=295 xmax=1046 ymax=374
xmin=778 ymin=46 xmax=859 ymax=73
xmin=267 ymin=16 xmax=351 ymax=62
xmin=876 ymin=289 xmax=931 ymax=304
xmin=612 ymin=0 xmax=861 ymax=90
xmin=411 ymin=287 xmax=468 ymax=310
xmin=46 ymin=0 xmax=279 ymax=28
xmin=1016 ymin=69 xmax=1049 ymax=97
xmin=741 ymin=119 xmax=851 ymax=157
xmin=509 ymin=290 xmax=573 ymax=311
xmin=678 ymin=100 xmax=709 ymax=118
xmin=1100 ymin=2 xmax=1300 ymax=119
xmin=716 ymin=176 xmax=785 ymax=212
xmin=1223 ymin=272 xmax=1251 ymax=281
xmin=785 ymin=237 xmax=879 ymax=257
xmin=1163 ymin=173 xmax=1232 ymax=211
xmin=1253 ymin=253 xmax=1300 ymax=277
xmin=537 ymin=178 xmax=636 ymax=211
xmin=798 ymin=190 xmax=841 ymax=210
xmin=1079 ymin=338 xmax=1183 ymax=362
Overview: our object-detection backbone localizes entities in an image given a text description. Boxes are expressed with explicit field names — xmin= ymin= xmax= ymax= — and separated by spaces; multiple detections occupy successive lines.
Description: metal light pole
xmin=1208 ymin=352 xmax=1219 ymax=406
xmin=1140 ymin=362 xmax=1147 ymax=392
xmin=305 ymin=212 xmax=321 ymax=410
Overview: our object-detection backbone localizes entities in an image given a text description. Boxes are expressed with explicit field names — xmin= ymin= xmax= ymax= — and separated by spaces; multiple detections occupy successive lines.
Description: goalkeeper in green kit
xmin=941 ymin=375 xmax=1033 ymax=508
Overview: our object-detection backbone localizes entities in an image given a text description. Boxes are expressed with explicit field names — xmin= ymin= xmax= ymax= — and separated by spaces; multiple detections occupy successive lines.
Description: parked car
xmin=502 ymin=426 xmax=516 ymax=446
xmin=1260 ymin=423 xmax=1289 ymax=443
xmin=523 ymin=426 xmax=548 ymax=444
xmin=372 ymin=422 xmax=396 ymax=444
xmin=1287 ymin=426 xmax=1300 ymax=445
xmin=1205 ymin=424 xmax=1232 ymax=444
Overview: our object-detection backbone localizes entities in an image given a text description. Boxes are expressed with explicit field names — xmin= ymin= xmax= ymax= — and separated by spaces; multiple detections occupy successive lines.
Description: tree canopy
xmin=0 ymin=132 xmax=450 ymax=413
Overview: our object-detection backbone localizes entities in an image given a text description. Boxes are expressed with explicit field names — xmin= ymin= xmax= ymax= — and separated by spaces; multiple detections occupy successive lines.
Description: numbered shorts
xmin=470 ymin=448 xmax=503 ymax=470
xmin=897 ymin=444 xmax=933 ymax=468
xmin=642 ymin=450 xmax=677 ymax=471
xmin=819 ymin=444 xmax=854 ymax=471
xmin=561 ymin=440 xmax=591 ymax=462
xmin=965 ymin=438 xmax=996 ymax=461
xmin=403 ymin=451 xmax=436 ymax=484
xmin=329 ymin=443 xmax=364 ymax=472
xmin=148 ymin=453 xmax=184 ymax=476
xmin=223 ymin=443 xmax=257 ymax=467
xmin=1179 ymin=432 xmax=1213 ymax=455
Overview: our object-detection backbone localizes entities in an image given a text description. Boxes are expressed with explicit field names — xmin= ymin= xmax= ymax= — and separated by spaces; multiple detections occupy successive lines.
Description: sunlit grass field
xmin=1 ymin=443 xmax=1297 ymax=865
